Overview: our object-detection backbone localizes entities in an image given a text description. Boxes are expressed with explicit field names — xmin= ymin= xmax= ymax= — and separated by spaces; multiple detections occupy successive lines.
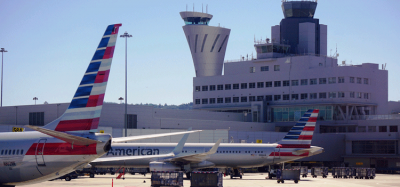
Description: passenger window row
xmin=215 ymin=150 xmax=264 ymax=154
xmin=194 ymin=77 xmax=369 ymax=92
xmin=1 ymin=149 xmax=24 ymax=155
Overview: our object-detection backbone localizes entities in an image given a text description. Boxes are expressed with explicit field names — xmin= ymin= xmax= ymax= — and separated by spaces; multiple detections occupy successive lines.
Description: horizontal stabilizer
xmin=26 ymin=125 xmax=101 ymax=146
xmin=292 ymin=146 xmax=324 ymax=156
xmin=111 ymin=130 xmax=202 ymax=143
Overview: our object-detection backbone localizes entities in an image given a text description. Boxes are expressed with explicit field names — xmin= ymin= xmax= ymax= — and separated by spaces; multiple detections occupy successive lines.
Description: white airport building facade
xmin=1 ymin=1 xmax=400 ymax=171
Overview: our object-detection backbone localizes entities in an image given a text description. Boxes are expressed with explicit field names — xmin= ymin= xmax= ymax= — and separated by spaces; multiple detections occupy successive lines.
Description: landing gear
xmin=65 ymin=176 xmax=71 ymax=181
xmin=230 ymin=168 xmax=242 ymax=179
xmin=186 ymin=172 xmax=191 ymax=179
xmin=89 ymin=173 xmax=95 ymax=178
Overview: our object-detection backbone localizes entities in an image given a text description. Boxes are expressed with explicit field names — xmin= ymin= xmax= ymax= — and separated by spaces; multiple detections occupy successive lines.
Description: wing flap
xmin=112 ymin=130 xmax=202 ymax=143
xmin=91 ymin=153 xmax=175 ymax=163
xmin=167 ymin=138 xmax=222 ymax=163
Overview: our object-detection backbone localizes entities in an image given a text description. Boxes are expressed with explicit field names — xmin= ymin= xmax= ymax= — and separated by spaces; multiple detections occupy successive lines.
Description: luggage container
xmin=151 ymin=171 xmax=183 ymax=187
xmin=354 ymin=168 xmax=367 ymax=179
xmin=292 ymin=166 xmax=308 ymax=178
xmin=332 ymin=167 xmax=347 ymax=178
xmin=311 ymin=167 xmax=328 ymax=178
xmin=276 ymin=169 xmax=300 ymax=183
xmin=190 ymin=171 xmax=223 ymax=187
xmin=366 ymin=168 xmax=376 ymax=179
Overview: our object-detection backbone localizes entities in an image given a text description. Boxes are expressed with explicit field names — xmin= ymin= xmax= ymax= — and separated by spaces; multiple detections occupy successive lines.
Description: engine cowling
xmin=149 ymin=161 xmax=181 ymax=172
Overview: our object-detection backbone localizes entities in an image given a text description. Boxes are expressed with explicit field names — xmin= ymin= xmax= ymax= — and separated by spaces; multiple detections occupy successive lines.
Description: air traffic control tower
xmin=180 ymin=11 xmax=231 ymax=77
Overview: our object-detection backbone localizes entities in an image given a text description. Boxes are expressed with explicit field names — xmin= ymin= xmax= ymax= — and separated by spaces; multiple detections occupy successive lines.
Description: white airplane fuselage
xmin=0 ymin=131 xmax=111 ymax=186
xmin=92 ymin=143 xmax=323 ymax=169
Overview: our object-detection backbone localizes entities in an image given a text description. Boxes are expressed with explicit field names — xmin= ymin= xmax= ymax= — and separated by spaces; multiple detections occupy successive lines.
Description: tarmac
xmin=22 ymin=173 xmax=400 ymax=187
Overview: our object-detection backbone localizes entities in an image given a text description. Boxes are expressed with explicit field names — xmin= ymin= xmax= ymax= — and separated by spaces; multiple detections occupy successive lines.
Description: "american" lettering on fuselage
xmin=106 ymin=147 xmax=160 ymax=156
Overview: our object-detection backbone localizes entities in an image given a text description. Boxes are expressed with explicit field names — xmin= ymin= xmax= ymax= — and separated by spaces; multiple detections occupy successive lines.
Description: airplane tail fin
xmin=277 ymin=109 xmax=319 ymax=148
xmin=44 ymin=24 xmax=122 ymax=133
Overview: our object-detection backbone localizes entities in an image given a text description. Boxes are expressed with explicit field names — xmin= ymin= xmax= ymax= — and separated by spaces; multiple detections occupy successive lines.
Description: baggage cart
xmin=151 ymin=171 xmax=183 ymax=187
xmin=276 ymin=169 xmax=300 ymax=183
xmin=354 ymin=168 xmax=367 ymax=179
xmin=190 ymin=171 xmax=223 ymax=187
xmin=311 ymin=167 xmax=328 ymax=178
xmin=332 ymin=167 xmax=346 ymax=178
xmin=349 ymin=167 xmax=356 ymax=178
xmin=292 ymin=166 xmax=308 ymax=178
xmin=366 ymin=168 xmax=375 ymax=179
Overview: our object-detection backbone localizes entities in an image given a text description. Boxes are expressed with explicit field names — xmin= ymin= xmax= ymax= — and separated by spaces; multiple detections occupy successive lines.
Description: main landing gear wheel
xmin=65 ymin=176 xmax=71 ymax=181
xmin=89 ymin=173 xmax=95 ymax=178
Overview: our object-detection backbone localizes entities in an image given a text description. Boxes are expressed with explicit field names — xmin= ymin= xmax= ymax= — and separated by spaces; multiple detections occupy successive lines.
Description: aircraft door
xmin=35 ymin=139 xmax=46 ymax=166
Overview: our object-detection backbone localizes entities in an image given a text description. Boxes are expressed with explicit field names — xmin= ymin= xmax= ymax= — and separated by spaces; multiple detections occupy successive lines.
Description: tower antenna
xmin=206 ymin=4 xmax=208 ymax=13
xmin=186 ymin=4 xmax=187 ymax=11
xmin=193 ymin=3 xmax=194 ymax=12
xmin=202 ymin=3 xmax=203 ymax=13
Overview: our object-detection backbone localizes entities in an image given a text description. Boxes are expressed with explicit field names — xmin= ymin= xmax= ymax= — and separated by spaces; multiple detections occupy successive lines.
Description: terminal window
xmin=126 ymin=114 xmax=137 ymax=129
xmin=257 ymin=82 xmax=264 ymax=88
xmin=283 ymin=80 xmax=290 ymax=87
xmin=225 ymin=84 xmax=231 ymax=90
xmin=195 ymin=86 xmax=200 ymax=92
xmin=390 ymin=126 xmax=398 ymax=132
xmin=357 ymin=92 xmax=362 ymax=98
xmin=301 ymin=79 xmax=308 ymax=85
xmin=195 ymin=99 xmax=200 ymax=104
xmin=301 ymin=93 xmax=308 ymax=99
xmin=310 ymin=93 xmax=317 ymax=99
xmin=350 ymin=77 xmax=355 ymax=83
xmin=338 ymin=92 xmax=345 ymax=98
xmin=233 ymin=84 xmax=239 ymax=89
xmin=217 ymin=98 xmax=223 ymax=103
xmin=29 ymin=112 xmax=44 ymax=126
xmin=319 ymin=92 xmax=326 ymax=99
xmin=225 ymin=97 xmax=231 ymax=103
xmin=329 ymin=92 xmax=336 ymax=98
xmin=209 ymin=85 xmax=216 ymax=91
xmin=274 ymin=81 xmax=281 ymax=87
xmin=352 ymin=140 xmax=397 ymax=154
xmin=261 ymin=66 xmax=269 ymax=71
xmin=217 ymin=85 xmax=223 ymax=90
xmin=233 ymin=97 xmax=239 ymax=103
xmin=283 ymin=94 xmax=289 ymax=100
xmin=249 ymin=96 xmax=256 ymax=102
xmin=241 ymin=97 xmax=247 ymax=102
xmin=250 ymin=67 xmax=256 ymax=73
xmin=202 ymin=86 xmax=208 ymax=91
xmin=257 ymin=96 xmax=264 ymax=101
xmin=202 ymin=99 xmax=208 ymax=104
xmin=338 ymin=77 xmax=345 ymax=83
xmin=357 ymin=77 xmax=362 ymax=84
xmin=364 ymin=93 xmax=369 ymax=99
xmin=319 ymin=78 xmax=327 ymax=84
xmin=358 ymin=126 xmax=366 ymax=132
xmin=379 ymin=126 xmax=387 ymax=132
xmin=241 ymin=83 xmax=247 ymax=89
xmin=291 ymin=94 xmax=298 ymax=100
xmin=249 ymin=83 xmax=255 ymax=88
xmin=274 ymin=65 xmax=280 ymax=71
xmin=291 ymin=80 xmax=299 ymax=86
xmin=310 ymin=78 xmax=317 ymax=85
xmin=209 ymin=98 xmax=215 ymax=104
xmin=266 ymin=81 xmax=272 ymax=87
xmin=350 ymin=92 xmax=355 ymax=98
xmin=274 ymin=95 xmax=281 ymax=101
xmin=266 ymin=95 xmax=272 ymax=101
xmin=368 ymin=126 xmax=376 ymax=132
xmin=328 ymin=77 xmax=336 ymax=84
xmin=364 ymin=78 xmax=369 ymax=85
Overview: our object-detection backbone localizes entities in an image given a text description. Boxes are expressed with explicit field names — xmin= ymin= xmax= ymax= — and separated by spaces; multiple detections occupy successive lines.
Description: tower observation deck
xmin=180 ymin=11 xmax=231 ymax=77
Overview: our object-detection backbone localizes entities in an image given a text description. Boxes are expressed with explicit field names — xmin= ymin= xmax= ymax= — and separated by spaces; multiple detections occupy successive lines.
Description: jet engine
xmin=149 ymin=161 xmax=181 ymax=172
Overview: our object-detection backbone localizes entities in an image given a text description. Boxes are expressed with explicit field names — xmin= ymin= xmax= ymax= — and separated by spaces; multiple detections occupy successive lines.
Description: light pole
xmin=120 ymin=32 xmax=132 ymax=137
xmin=0 ymin=48 xmax=7 ymax=107
xmin=118 ymin=97 xmax=124 ymax=104
xmin=33 ymin=97 xmax=38 ymax=105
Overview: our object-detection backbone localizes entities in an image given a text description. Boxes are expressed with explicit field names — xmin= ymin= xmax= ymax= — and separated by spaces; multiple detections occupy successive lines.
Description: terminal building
xmin=1 ymin=1 xmax=400 ymax=171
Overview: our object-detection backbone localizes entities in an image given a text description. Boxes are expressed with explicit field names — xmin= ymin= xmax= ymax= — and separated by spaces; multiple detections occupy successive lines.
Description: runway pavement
xmin=21 ymin=173 xmax=400 ymax=187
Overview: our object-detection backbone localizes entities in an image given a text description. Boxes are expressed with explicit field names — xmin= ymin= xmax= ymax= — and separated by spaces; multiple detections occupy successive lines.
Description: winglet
xmin=172 ymin=128 xmax=192 ymax=155
xmin=206 ymin=138 xmax=222 ymax=155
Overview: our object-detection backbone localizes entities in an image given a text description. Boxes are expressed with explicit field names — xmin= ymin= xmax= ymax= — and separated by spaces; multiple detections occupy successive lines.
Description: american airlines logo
xmin=106 ymin=148 xmax=160 ymax=156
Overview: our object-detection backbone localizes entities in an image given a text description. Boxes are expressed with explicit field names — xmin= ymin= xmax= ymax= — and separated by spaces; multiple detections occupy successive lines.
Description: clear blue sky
xmin=1 ymin=0 xmax=399 ymax=106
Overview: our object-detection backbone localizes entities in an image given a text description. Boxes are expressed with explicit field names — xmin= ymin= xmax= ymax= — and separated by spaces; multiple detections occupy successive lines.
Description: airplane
xmin=0 ymin=24 xmax=201 ymax=187
xmin=90 ymin=109 xmax=323 ymax=178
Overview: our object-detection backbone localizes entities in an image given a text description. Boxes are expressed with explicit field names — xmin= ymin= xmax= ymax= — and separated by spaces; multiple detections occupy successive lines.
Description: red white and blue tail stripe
xmin=44 ymin=24 xmax=122 ymax=133
xmin=277 ymin=109 xmax=319 ymax=148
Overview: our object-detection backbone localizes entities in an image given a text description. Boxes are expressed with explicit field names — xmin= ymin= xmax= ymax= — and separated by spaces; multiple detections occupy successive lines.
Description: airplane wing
xmin=25 ymin=125 xmax=101 ymax=146
xmin=166 ymin=138 xmax=222 ymax=163
xmin=112 ymin=129 xmax=202 ymax=143
xmin=91 ymin=128 xmax=192 ymax=163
